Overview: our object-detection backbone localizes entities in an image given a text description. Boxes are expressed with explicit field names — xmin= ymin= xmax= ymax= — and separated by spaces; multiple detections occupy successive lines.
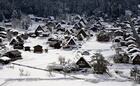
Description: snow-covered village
xmin=1 ymin=0 xmax=140 ymax=86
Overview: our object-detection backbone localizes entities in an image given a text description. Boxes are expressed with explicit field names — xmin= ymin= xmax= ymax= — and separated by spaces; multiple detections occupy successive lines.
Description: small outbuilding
xmin=34 ymin=45 xmax=43 ymax=53
xmin=24 ymin=46 xmax=31 ymax=51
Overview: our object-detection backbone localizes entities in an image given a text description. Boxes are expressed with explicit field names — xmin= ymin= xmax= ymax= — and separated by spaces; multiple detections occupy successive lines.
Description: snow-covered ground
xmin=1 ymin=80 xmax=136 ymax=86
xmin=0 ymin=23 xmax=139 ymax=86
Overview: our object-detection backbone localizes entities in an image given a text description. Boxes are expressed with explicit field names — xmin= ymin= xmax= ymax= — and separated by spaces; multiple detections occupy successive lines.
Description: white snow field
xmin=0 ymin=35 xmax=138 ymax=86
xmin=0 ymin=23 xmax=139 ymax=86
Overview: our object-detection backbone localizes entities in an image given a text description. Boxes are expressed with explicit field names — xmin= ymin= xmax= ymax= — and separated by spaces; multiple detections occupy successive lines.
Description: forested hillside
xmin=0 ymin=0 xmax=140 ymax=20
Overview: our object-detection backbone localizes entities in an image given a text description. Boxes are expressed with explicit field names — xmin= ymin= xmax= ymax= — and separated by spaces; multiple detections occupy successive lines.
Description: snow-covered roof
xmin=114 ymin=36 xmax=124 ymax=40
xmin=56 ymin=23 xmax=62 ymax=27
xmin=125 ymin=36 xmax=136 ymax=41
xmin=10 ymin=37 xmax=18 ymax=41
xmin=75 ymin=56 xmax=92 ymax=64
xmin=138 ymin=4 xmax=140 ymax=8
xmin=74 ymin=15 xmax=81 ymax=20
xmin=0 ymin=31 xmax=7 ymax=34
xmin=0 ymin=56 xmax=11 ymax=61
xmin=11 ymin=29 xmax=19 ymax=32
xmin=106 ymin=27 xmax=121 ymax=30
xmin=48 ymin=16 xmax=55 ymax=20
xmin=65 ymin=36 xmax=77 ymax=46
xmin=0 ymin=37 xmax=4 ymax=39
xmin=131 ymin=52 xmax=140 ymax=61
xmin=128 ymin=47 xmax=140 ymax=53
xmin=128 ymin=44 xmax=137 ymax=48
xmin=28 ymin=14 xmax=35 ymax=18
xmin=125 ymin=24 xmax=131 ymax=28
xmin=126 ymin=32 xmax=133 ymax=36
xmin=127 ymin=39 xmax=135 ymax=43
xmin=114 ymin=30 xmax=123 ymax=33
xmin=79 ymin=21 xmax=86 ymax=27
xmin=80 ymin=18 xmax=88 ymax=24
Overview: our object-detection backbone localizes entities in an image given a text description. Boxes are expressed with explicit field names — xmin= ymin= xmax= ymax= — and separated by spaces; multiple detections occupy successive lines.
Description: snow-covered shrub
xmin=63 ymin=63 xmax=79 ymax=73
xmin=45 ymin=49 xmax=48 ymax=53
xmin=47 ymin=62 xmax=80 ymax=73
xmin=19 ymin=68 xmax=31 ymax=76
xmin=58 ymin=56 xmax=66 ymax=65
xmin=19 ymin=68 xmax=24 ymax=76
xmin=114 ymin=52 xmax=129 ymax=63
xmin=96 ymin=31 xmax=110 ymax=42
xmin=47 ymin=64 xmax=63 ymax=72
xmin=7 ymin=64 xmax=14 ymax=69
xmin=25 ymin=71 xmax=30 ymax=76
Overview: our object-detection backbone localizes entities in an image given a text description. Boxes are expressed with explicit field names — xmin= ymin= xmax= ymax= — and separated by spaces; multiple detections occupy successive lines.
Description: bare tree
xmin=58 ymin=55 xmax=66 ymax=65
xmin=21 ymin=14 xmax=32 ymax=30
xmin=11 ymin=10 xmax=21 ymax=29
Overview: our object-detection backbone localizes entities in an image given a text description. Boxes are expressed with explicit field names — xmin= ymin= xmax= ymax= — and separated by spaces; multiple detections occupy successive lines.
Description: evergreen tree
xmin=91 ymin=53 xmax=109 ymax=74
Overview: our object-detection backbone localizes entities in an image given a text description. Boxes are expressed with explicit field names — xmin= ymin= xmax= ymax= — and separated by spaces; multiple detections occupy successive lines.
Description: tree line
xmin=0 ymin=0 xmax=140 ymax=21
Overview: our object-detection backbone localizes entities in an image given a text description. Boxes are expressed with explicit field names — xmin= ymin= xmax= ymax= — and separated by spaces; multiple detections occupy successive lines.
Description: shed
xmin=24 ymin=46 xmax=31 ymax=51
xmin=34 ymin=45 xmax=43 ymax=53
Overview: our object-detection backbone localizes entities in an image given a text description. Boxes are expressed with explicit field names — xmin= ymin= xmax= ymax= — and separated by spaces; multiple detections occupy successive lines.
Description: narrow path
xmin=11 ymin=63 xmax=132 ymax=82
xmin=12 ymin=63 xmax=49 ymax=71
xmin=11 ymin=63 xmax=99 ymax=83
xmin=0 ymin=81 xmax=11 ymax=86
xmin=0 ymin=81 xmax=8 ymax=86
